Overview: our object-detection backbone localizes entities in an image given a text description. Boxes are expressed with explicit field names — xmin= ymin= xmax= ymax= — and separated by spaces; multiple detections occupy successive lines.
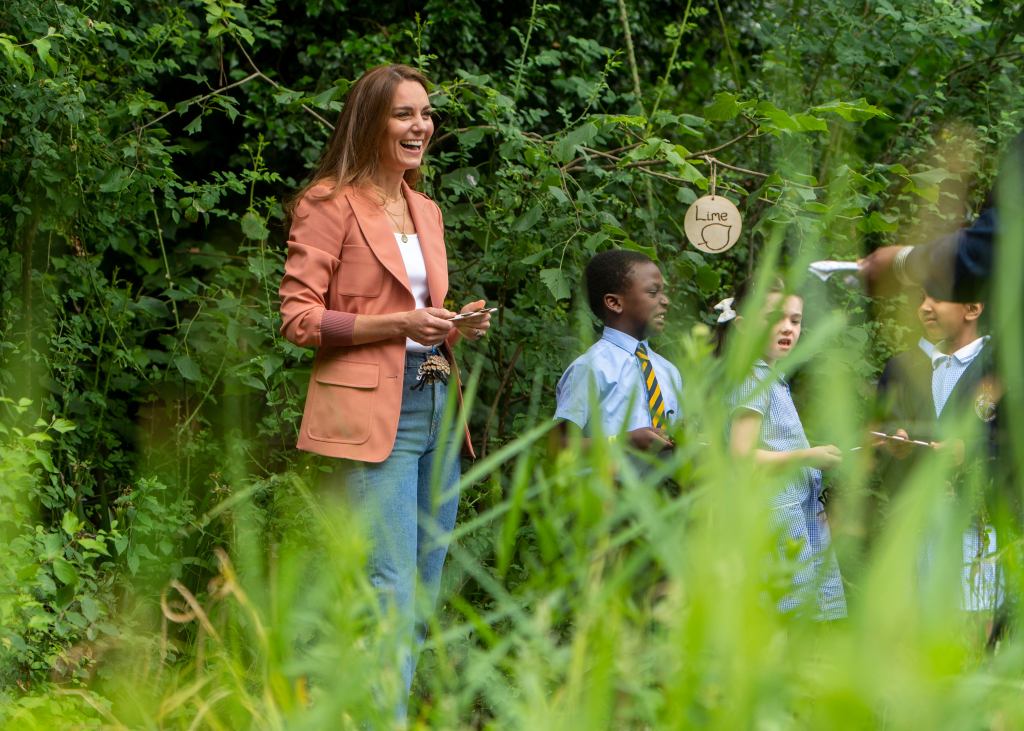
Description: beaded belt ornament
xmin=412 ymin=353 xmax=450 ymax=390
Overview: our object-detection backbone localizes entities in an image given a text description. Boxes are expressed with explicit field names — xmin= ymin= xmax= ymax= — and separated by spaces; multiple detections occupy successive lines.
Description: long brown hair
xmin=288 ymin=64 xmax=432 ymax=216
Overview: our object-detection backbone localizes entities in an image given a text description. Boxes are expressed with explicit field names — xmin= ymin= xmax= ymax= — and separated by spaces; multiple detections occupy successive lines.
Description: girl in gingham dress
xmin=724 ymin=286 xmax=847 ymax=620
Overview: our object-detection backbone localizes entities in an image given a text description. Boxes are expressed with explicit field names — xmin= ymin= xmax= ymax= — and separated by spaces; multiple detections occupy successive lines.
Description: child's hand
xmin=885 ymin=428 xmax=914 ymax=459
xmin=931 ymin=438 xmax=966 ymax=466
xmin=627 ymin=427 xmax=674 ymax=452
xmin=806 ymin=444 xmax=842 ymax=469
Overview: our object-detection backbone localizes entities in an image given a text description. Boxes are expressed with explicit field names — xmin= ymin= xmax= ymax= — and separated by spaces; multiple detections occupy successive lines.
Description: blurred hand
xmin=858 ymin=246 xmax=904 ymax=297
xmin=454 ymin=299 xmax=492 ymax=341
xmin=806 ymin=444 xmax=842 ymax=469
xmin=885 ymin=428 xmax=914 ymax=459
xmin=931 ymin=438 xmax=966 ymax=466
xmin=627 ymin=427 xmax=674 ymax=452
xmin=404 ymin=307 xmax=455 ymax=346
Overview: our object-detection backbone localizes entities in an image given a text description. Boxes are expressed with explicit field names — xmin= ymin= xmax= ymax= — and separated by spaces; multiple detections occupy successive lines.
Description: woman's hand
xmin=805 ymin=444 xmax=842 ymax=470
xmin=404 ymin=307 xmax=456 ymax=346
xmin=454 ymin=299 xmax=492 ymax=341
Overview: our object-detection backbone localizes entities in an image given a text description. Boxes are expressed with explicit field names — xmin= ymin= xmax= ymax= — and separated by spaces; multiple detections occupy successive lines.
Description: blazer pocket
xmin=307 ymin=359 xmax=379 ymax=444
xmin=335 ymin=245 xmax=383 ymax=297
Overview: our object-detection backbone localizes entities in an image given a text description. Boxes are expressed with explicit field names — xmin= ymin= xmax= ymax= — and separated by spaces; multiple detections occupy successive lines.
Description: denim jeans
xmin=323 ymin=351 xmax=461 ymax=718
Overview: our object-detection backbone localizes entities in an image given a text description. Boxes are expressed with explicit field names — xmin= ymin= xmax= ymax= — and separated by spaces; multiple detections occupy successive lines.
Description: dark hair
xmin=287 ymin=64 xmax=431 ymax=216
xmin=584 ymin=249 xmax=653 ymax=320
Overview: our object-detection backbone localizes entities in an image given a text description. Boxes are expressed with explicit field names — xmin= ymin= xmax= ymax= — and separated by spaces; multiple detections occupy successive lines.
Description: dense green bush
xmin=2 ymin=0 xmax=1023 ymax=727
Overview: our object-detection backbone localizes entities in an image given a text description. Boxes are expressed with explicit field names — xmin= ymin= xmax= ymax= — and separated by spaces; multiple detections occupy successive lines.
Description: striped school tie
xmin=635 ymin=343 xmax=666 ymax=429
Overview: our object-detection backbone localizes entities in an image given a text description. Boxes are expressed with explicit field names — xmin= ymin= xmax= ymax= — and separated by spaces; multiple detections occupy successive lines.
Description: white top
xmin=396 ymin=233 xmax=432 ymax=352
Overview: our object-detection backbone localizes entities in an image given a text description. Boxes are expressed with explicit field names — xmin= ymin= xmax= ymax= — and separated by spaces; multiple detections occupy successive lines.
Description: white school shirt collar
xmin=917 ymin=337 xmax=938 ymax=360
xmin=929 ymin=335 xmax=988 ymax=369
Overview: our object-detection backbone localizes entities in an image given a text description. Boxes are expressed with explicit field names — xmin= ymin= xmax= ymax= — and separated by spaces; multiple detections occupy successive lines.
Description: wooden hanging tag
xmin=684 ymin=195 xmax=742 ymax=253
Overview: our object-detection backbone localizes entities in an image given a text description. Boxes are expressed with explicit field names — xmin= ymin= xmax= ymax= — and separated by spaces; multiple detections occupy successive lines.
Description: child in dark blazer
xmin=876 ymin=288 xmax=1001 ymax=633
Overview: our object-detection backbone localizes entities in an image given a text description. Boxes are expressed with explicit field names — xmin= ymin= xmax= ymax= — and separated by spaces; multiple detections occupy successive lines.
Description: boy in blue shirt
xmin=555 ymin=249 xmax=682 ymax=451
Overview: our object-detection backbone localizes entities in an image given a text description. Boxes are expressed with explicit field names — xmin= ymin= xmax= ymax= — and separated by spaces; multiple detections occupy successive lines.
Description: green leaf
xmin=184 ymin=114 xmax=203 ymax=134
xmin=61 ymin=512 xmax=82 ymax=537
xmin=113 ymin=535 xmax=129 ymax=555
xmin=794 ymin=113 xmax=828 ymax=132
xmin=455 ymin=127 xmax=486 ymax=148
xmin=620 ymin=239 xmax=658 ymax=259
xmin=602 ymin=114 xmax=647 ymax=128
xmin=583 ymin=232 xmax=608 ymax=253
xmin=79 ymin=537 xmax=110 ymax=556
xmin=174 ymin=354 xmax=202 ymax=381
xmin=812 ymin=98 xmax=889 ymax=121
xmin=261 ymin=354 xmax=284 ymax=379
xmin=310 ymin=86 xmax=338 ymax=108
xmin=551 ymin=122 xmax=599 ymax=163
xmin=32 ymin=449 xmax=56 ymax=473
xmin=240 ymin=211 xmax=270 ymax=240
xmin=0 ymin=36 xmax=34 ymax=79
xmin=547 ymin=186 xmax=569 ymax=205
xmin=695 ymin=265 xmax=721 ymax=293
xmin=30 ymin=37 xmax=57 ymax=74
xmin=755 ymin=101 xmax=803 ymax=133
xmin=858 ymin=211 xmax=899 ymax=233
xmin=80 ymin=595 xmax=101 ymax=623
xmin=52 ymin=559 xmax=78 ymax=586
xmin=513 ymin=204 xmax=544 ymax=232
xmin=98 ymin=168 xmax=130 ymax=193
xmin=908 ymin=167 xmax=951 ymax=187
xmin=704 ymin=92 xmax=741 ymax=121
xmin=51 ymin=418 xmax=76 ymax=434
xmin=539 ymin=268 xmax=571 ymax=301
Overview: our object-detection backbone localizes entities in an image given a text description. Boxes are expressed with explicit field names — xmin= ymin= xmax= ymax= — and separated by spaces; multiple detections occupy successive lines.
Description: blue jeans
xmin=324 ymin=351 xmax=461 ymax=715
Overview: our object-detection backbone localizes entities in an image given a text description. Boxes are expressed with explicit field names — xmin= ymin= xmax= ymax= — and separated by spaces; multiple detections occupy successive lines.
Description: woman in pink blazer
xmin=279 ymin=64 xmax=490 ymax=715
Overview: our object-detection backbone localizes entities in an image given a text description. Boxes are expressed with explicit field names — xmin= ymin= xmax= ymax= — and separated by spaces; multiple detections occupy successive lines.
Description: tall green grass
xmin=5 ymin=160 xmax=1023 ymax=731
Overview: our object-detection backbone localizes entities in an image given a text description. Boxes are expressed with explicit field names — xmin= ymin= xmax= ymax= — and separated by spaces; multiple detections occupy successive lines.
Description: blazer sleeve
xmin=279 ymin=187 xmax=358 ymax=349
xmin=907 ymin=208 xmax=995 ymax=303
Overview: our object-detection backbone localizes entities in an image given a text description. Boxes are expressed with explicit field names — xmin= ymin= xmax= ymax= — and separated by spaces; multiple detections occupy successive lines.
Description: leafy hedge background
xmin=2 ymin=0 xmax=1024 ymax=727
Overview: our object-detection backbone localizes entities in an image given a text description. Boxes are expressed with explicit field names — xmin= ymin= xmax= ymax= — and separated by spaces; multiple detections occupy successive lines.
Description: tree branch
xmin=686 ymin=122 xmax=758 ymax=158
xmin=235 ymin=42 xmax=334 ymax=130
xmin=136 ymin=72 xmax=261 ymax=134
xmin=616 ymin=0 xmax=645 ymax=113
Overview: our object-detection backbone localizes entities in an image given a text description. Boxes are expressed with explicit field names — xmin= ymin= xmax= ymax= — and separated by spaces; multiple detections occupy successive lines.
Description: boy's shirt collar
xmin=931 ymin=335 xmax=988 ymax=368
xmin=601 ymin=326 xmax=648 ymax=354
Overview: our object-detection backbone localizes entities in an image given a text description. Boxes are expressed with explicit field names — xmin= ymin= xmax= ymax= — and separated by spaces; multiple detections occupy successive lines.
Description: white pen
xmin=449 ymin=307 xmax=498 ymax=322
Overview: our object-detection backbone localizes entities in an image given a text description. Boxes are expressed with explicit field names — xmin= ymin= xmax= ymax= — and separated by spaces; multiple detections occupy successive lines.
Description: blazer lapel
xmin=404 ymin=181 xmax=448 ymax=308
xmin=345 ymin=188 xmax=412 ymax=296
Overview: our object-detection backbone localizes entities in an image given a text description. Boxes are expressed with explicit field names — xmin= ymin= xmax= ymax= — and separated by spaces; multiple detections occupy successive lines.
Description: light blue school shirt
xmin=554 ymin=326 xmax=683 ymax=436
xmin=730 ymin=360 xmax=816 ymax=508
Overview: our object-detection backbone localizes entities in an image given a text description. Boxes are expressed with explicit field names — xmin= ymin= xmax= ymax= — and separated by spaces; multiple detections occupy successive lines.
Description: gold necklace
xmin=383 ymin=199 xmax=409 ymax=243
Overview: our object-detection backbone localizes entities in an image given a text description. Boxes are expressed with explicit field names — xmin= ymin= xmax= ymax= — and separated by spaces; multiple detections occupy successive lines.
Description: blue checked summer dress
xmin=731 ymin=361 xmax=847 ymax=620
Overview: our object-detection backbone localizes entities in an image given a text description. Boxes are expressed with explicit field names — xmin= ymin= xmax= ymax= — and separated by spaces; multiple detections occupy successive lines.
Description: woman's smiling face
xmin=381 ymin=79 xmax=434 ymax=176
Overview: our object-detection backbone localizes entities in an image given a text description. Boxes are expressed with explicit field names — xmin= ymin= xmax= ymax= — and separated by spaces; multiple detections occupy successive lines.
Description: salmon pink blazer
xmin=279 ymin=182 xmax=473 ymax=462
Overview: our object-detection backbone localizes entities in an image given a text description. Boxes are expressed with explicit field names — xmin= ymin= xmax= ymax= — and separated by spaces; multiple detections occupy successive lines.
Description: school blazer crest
xmin=279 ymin=182 xmax=473 ymax=462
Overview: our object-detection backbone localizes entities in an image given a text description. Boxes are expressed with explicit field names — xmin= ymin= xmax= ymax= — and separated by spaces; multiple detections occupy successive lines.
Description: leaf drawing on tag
xmin=701 ymin=222 xmax=732 ymax=250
